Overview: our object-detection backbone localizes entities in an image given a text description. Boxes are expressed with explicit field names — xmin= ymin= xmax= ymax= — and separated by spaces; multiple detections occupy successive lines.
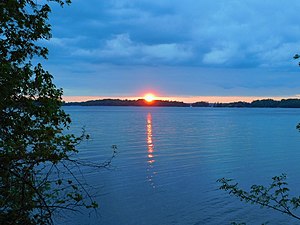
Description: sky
xmin=44 ymin=0 xmax=300 ymax=102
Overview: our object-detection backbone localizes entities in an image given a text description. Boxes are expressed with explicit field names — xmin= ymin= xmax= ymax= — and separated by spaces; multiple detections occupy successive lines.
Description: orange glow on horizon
xmin=62 ymin=95 xmax=297 ymax=103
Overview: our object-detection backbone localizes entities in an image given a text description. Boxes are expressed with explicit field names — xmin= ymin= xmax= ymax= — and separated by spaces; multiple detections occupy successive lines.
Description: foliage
xmin=0 ymin=1 xmax=114 ymax=224
xmin=65 ymin=98 xmax=190 ymax=107
xmin=293 ymin=54 xmax=300 ymax=65
xmin=66 ymin=98 xmax=300 ymax=108
xmin=213 ymin=99 xmax=300 ymax=108
xmin=217 ymin=174 xmax=300 ymax=223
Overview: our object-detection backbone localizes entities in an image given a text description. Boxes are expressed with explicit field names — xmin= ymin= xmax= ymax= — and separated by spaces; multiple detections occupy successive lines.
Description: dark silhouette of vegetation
xmin=213 ymin=101 xmax=251 ymax=107
xmin=0 ymin=1 xmax=115 ymax=224
xmin=250 ymin=99 xmax=279 ymax=107
xmin=65 ymin=98 xmax=189 ymax=107
xmin=191 ymin=101 xmax=210 ymax=107
xmin=294 ymin=54 xmax=300 ymax=66
xmin=212 ymin=99 xmax=300 ymax=108
xmin=65 ymin=98 xmax=300 ymax=108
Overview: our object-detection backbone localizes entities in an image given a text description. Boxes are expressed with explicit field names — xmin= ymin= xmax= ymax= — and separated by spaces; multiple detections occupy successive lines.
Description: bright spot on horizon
xmin=144 ymin=93 xmax=155 ymax=102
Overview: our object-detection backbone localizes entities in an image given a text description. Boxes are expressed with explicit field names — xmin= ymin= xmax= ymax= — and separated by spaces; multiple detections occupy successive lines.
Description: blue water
xmin=57 ymin=107 xmax=300 ymax=225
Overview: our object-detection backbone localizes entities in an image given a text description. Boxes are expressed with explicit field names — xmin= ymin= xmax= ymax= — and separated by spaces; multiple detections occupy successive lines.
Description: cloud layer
xmin=45 ymin=0 xmax=300 ymax=97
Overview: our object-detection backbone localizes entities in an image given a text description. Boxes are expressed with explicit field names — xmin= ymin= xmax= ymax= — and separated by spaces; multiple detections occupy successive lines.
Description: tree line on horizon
xmin=64 ymin=98 xmax=300 ymax=108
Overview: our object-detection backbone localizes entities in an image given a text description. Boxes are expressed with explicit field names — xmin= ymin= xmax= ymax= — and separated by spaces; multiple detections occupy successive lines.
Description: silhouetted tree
xmin=0 ymin=1 xmax=114 ymax=224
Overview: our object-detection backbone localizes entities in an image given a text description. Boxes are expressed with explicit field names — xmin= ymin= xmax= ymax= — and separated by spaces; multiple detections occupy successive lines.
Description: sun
xmin=144 ymin=93 xmax=155 ymax=102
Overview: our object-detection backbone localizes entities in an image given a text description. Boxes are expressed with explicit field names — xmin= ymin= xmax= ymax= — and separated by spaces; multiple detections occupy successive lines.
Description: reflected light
xmin=146 ymin=112 xmax=157 ymax=188
xmin=147 ymin=113 xmax=154 ymax=155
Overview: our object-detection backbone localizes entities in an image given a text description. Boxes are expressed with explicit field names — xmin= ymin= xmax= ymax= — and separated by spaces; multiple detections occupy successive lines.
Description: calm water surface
xmin=58 ymin=107 xmax=300 ymax=225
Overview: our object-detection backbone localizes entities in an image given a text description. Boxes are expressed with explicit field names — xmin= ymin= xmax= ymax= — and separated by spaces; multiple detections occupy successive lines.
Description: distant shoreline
xmin=64 ymin=98 xmax=300 ymax=108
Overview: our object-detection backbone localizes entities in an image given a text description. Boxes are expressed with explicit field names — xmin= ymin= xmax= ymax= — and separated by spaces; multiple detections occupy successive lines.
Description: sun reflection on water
xmin=146 ymin=113 xmax=156 ymax=188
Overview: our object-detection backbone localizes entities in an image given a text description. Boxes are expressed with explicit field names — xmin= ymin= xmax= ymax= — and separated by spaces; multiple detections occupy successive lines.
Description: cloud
xmin=142 ymin=43 xmax=192 ymax=61
xmin=48 ymin=0 xmax=300 ymax=69
xmin=202 ymin=42 xmax=238 ymax=65
xmin=71 ymin=33 xmax=193 ymax=64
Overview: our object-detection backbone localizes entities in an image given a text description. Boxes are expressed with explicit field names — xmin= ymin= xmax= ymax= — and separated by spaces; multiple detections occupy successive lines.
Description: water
xmin=57 ymin=107 xmax=300 ymax=225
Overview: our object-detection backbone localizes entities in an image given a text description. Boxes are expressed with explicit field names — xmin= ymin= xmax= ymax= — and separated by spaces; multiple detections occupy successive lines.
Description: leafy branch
xmin=217 ymin=174 xmax=300 ymax=222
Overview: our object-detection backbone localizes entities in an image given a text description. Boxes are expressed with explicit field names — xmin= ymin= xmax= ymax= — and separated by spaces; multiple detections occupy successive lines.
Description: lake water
xmin=58 ymin=107 xmax=300 ymax=225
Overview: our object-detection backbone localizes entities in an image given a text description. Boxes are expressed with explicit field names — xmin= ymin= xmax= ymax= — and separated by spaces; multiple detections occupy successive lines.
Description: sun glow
xmin=144 ymin=93 xmax=155 ymax=102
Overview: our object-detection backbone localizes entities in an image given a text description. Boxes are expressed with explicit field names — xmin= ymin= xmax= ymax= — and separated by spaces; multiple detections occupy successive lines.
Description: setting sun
xmin=144 ymin=93 xmax=155 ymax=102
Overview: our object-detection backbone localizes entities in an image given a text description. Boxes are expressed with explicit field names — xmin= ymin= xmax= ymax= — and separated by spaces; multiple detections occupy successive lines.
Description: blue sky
xmin=45 ymin=0 xmax=300 ymax=102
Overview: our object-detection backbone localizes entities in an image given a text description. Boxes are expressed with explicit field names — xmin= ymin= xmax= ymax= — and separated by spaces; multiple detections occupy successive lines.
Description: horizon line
xmin=62 ymin=95 xmax=300 ymax=103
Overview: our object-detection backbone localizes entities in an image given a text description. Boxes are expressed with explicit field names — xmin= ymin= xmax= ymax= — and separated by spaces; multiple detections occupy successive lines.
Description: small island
xmin=64 ymin=98 xmax=300 ymax=108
